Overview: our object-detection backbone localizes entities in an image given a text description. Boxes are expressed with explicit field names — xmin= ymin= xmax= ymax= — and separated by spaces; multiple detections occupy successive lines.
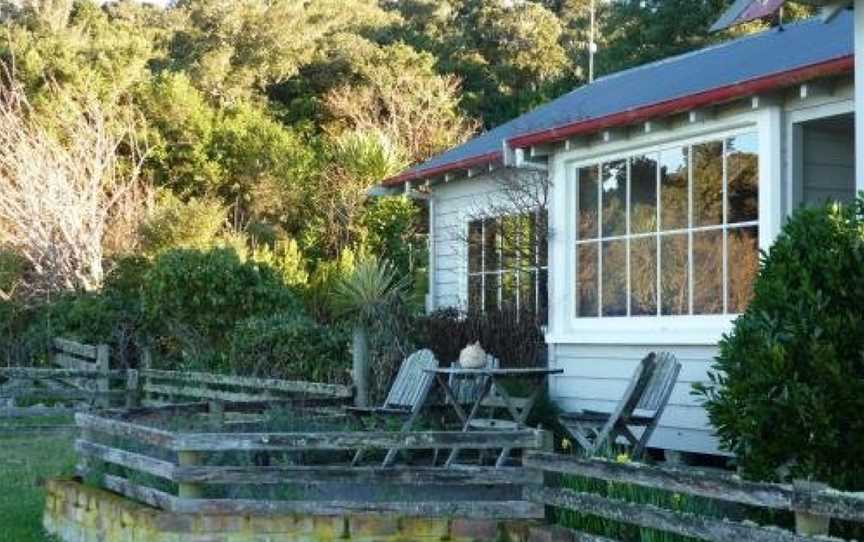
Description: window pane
xmin=631 ymin=154 xmax=658 ymax=234
xmin=602 ymin=160 xmax=627 ymax=237
xmin=660 ymin=148 xmax=689 ymax=231
xmin=484 ymin=218 xmax=499 ymax=271
xmin=693 ymin=141 xmax=724 ymax=227
xmin=500 ymin=215 xmax=519 ymax=270
xmin=577 ymin=243 xmax=599 ymax=317
xmin=538 ymin=268 xmax=548 ymax=323
xmin=468 ymin=274 xmax=483 ymax=310
xmin=661 ymin=233 xmax=689 ymax=315
xmin=602 ymin=240 xmax=627 ymax=317
xmin=727 ymin=133 xmax=759 ymax=224
xmin=536 ymin=211 xmax=548 ymax=267
xmin=501 ymin=271 xmax=518 ymax=311
xmin=519 ymin=270 xmax=536 ymax=314
xmin=728 ymin=226 xmax=759 ymax=313
xmin=468 ymin=220 xmax=483 ymax=273
xmin=630 ymin=237 xmax=657 ymax=316
xmin=578 ymin=166 xmax=599 ymax=240
xmin=484 ymin=273 xmax=499 ymax=313
xmin=693 ymin=230 xmax=723 ymax=314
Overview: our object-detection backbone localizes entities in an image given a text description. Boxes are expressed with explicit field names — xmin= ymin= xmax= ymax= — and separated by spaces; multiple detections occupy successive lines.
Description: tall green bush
xmin=695 ymin=198 xmax=864 ymax=490
xmin=230 ymin=313 xmax=350 ymax=384
xmin=141 ymin=248 xmax=302 ymax=356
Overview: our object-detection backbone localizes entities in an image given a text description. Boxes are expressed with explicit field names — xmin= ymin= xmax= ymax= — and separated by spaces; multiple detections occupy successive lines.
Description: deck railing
xmin=74 ymin=405 xmax=550 ymax=519
xmin=524 ymin=452 xmax=864 ymax=541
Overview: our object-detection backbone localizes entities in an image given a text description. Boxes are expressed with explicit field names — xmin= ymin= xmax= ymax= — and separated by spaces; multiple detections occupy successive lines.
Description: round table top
xmin=424 ymin=367 xmax=563 ymax=377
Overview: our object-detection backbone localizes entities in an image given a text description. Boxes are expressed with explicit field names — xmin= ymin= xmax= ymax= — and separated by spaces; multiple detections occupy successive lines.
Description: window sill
xmin=546 ymin=314 xmax=738 ymax=346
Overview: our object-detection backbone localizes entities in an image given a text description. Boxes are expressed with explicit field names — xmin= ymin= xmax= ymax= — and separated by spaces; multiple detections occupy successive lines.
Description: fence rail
xmin=524 ymin=452 xmax=864 ymax=542
xmin=75 ymin=407 xmax=549 ymax=519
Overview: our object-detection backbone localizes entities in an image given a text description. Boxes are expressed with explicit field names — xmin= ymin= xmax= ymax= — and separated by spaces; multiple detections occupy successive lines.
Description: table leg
xmin=436 ymin=374 xmax=468 ymax=425
xmin=444 ymin=376 xmax=493 ymax=467
xmin=493 ymin=378 xmax=545 ymax=468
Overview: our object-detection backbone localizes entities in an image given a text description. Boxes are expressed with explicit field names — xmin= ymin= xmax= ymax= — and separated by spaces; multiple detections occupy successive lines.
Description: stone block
xmin=350 ymin=515 xmax=400 ymax=537
xmin=399 ymin=517 xmax=450 ymax=539
xmin=450 ymin=519 xmax=500 ymax=540
xmin=527 ymin=524 xmax=577 ymax=542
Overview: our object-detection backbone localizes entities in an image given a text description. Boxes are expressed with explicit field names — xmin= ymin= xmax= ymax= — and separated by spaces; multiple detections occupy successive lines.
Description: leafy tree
xmin=696 ymin=199 xmax=864 ymax=490
xmin=138 ymin=192 xmax=227 ymax=256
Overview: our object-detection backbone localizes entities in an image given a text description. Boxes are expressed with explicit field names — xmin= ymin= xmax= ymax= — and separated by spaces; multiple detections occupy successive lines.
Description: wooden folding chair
xmin=446 ymin=355 xmax=499 ymax=407
xmin=559 ymin=352 xmax=681 ymax=459
xmin=348 ymin=349 xmax=439 ymax=466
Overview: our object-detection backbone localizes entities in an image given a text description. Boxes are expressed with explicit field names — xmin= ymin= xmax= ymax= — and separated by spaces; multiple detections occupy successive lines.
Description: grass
xmin=0 ymin=431 xmax=76 ymax=542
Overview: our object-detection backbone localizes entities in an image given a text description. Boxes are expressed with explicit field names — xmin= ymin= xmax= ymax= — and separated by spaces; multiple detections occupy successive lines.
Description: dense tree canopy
xmin=0 ymin=0 xmax=804 ymax=300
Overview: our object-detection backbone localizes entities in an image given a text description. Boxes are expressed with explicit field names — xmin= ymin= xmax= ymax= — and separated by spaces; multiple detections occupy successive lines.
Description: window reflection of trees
xmin=575 ymin=133 xmax=760 ymax=319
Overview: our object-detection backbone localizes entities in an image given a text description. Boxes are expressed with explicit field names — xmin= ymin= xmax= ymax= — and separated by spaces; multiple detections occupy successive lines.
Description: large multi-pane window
xmin=468 ymin=212 xmax=548 ymax=319
xmin=576 ymin=133 xmax=759 ymax=318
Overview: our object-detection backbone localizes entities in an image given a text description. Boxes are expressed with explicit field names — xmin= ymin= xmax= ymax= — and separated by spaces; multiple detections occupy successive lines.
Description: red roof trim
xmin=382 ymin=54 xmax=853 ymax=187
xmin=382 ymin=151 xmax=502 ymax=187
xmin=508 ymin=55 xmax=854 ymax=149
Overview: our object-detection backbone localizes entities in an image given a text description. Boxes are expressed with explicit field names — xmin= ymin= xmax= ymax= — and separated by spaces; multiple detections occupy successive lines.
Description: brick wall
xmin=43 ymin=478 xmax=575 ymax=542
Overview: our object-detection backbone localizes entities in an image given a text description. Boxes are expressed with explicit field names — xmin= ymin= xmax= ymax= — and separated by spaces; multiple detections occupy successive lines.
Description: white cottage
xmin=383 ymin=11 xmax=857 ymax=456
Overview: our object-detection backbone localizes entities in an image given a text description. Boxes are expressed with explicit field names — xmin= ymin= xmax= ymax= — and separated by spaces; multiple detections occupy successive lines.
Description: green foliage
xmin=250 ymin=238 xmax=310 ymax=288
xmin=361 ymin=195 xmax=421 ymax=276
xmin=230 ymin=312 xmax=350 ymax=384
xmin=139 ymin=193 xmax=227 ymax=255
xmin=141 ymin=248 xmax=302 ymax=353
xmin=695 ymin=198 xmax=864 ymax=490
xmin=332 ymin=257 xmax=413 ymax=325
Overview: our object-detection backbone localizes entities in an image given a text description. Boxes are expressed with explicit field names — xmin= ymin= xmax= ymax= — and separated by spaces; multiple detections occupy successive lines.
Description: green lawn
xmin=0 ymin=431 xmax=76 ymax=542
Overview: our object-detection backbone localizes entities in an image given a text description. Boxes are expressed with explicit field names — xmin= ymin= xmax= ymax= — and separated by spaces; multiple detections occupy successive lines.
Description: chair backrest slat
xmin=383 ymin=349 xmax=438 ymax=409
xmin=615 ymin=353 xmax=656 ymax=420
xmin=636 ymin=352 xmax=681 ymax=413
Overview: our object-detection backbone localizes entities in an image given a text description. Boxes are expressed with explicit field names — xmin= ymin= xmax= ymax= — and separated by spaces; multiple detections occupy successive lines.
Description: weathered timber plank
xmin=169 ymin=497 xmax=544 ymax=519
xmin=53 ymin=338 xmax=98 ymax=359
xmin=0 ymin=368 xmax=125 ymax=379
xmin=143 ymin=383 xmax=277 ymax=404
xmin=0 ymin=406 xmax=76 ymax=417
xmin=75 ymin=439 xmax=176 ymax=480
xmin=524 ymin=453 xmax=864 ymax=522
xmin=172 ymin=429 xmax=547 ymax=452
xmin=141 ymin=369 xmax=352 ymax=398
xmin=0 ymin=389 xmax=123 ymax=401
xmin=99 ymin=473 xmax=177 ymax=511
xmin=171 ymin=465 xmax=540 ymax=486
xmin=53 ymin=354 xmax=97 ymax=372
xmin=107 ymin=402 xmax=210 ymax=420
xmin=525 ymin=486 xmax=820 ymax=542
xmin=0 ymin=425 xmax=77 ymax=435
xmin=75 ymin=412 xmax=176 ymax=449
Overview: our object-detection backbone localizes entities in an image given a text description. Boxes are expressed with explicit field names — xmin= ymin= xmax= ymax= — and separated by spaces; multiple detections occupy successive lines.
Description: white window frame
xmin=546 ymin=109 xmax=782 ymax=345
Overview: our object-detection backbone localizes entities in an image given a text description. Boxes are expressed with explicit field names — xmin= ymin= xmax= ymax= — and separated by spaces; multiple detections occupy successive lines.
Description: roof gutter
xmin=381 ymin=54 xmax=853 ymax=187
xmin=508 ymin=54 xmax=854 ymax=149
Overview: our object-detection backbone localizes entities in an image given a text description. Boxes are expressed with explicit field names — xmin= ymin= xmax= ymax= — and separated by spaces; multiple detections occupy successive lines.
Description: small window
xmin=467 ymin=211 xmax=548 ymax=320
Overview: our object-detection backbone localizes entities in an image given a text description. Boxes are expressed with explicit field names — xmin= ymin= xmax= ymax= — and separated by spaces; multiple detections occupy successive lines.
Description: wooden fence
xmin=524 ymin=452 xmax=864 ymax=542
xmin=74 ymin=406 xmax=550 ymax=519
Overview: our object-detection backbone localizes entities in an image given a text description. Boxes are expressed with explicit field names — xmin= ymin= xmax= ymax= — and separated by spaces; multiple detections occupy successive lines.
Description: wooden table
xmin=423 ymin=367 xmax=563 ymax=467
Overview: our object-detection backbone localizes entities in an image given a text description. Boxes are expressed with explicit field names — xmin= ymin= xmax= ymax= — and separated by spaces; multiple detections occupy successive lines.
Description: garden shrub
xmin=695 ymin=198 xmax=864 ymax=490
xmin=230 ymin=312 xmax=351 ymax=384
xmin=139 ymin=193 xmax=227 ymax=255
xmin=142 ymin=248 xmax=302 ymax=358
xmin=417 ymin=307 xmax=546 ymax=368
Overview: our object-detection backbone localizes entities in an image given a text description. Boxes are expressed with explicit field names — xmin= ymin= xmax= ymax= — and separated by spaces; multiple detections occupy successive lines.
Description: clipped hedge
xmin=230 ymin=312 xmax=350 ymax=384
xmin=696 ymin=198 xmax=864 ymax=490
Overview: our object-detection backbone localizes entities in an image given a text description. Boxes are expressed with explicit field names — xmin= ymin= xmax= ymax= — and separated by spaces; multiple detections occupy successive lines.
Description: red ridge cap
xmin=382 ymin=151 xmax=503 ymax=187
xmin=381 ymin=54 xmax=853 ymax=188
xmin=508 ymin=55 xmax=854 ymax=149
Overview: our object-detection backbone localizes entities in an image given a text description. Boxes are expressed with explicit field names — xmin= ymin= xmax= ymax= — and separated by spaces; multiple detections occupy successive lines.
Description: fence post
xmin=793 ymin=480 xmax=831 ymax=536
xmin=125 ymin=370 xmax=141 ymax=409
xmin=140 ymin=347 xmax=152 ymax=405
xmin=209 ymin=400 xmax=224 ymax=429
xmin=96 ymin=345 xmax=110 ymax=408
xmin=177 ymin=451 xmax=204 ymax=499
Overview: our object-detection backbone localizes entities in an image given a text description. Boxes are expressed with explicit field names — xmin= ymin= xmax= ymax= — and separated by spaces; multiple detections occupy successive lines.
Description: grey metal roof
xmin=402 ymin=11 xmax=852 ymax=180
